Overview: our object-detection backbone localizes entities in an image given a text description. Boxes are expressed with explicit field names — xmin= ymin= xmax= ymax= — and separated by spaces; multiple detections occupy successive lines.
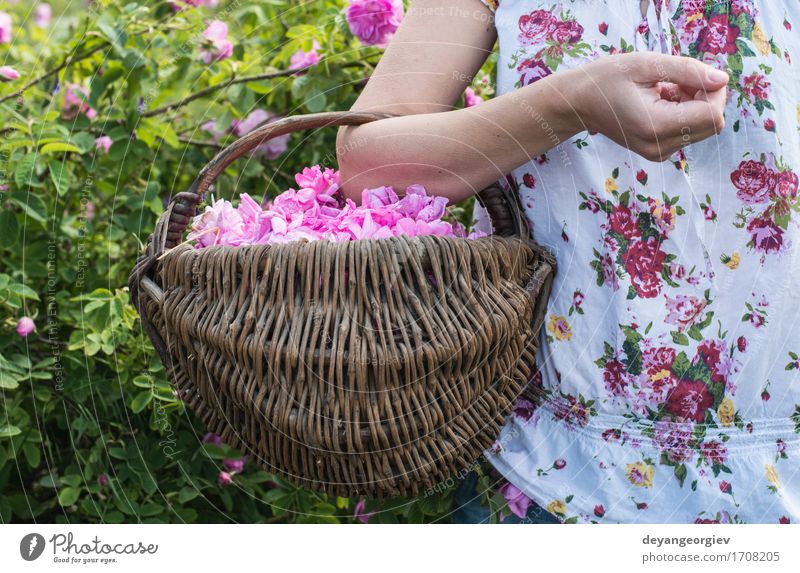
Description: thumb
xmin=636 ymin=54 xmax=729 ymax=92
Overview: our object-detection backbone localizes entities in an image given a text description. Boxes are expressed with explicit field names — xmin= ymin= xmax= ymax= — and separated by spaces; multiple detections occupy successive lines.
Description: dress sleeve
xmin=477 ymin=0 xmax=498 ymax=14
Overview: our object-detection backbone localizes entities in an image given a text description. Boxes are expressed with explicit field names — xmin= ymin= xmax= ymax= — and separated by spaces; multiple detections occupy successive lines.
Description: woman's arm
xmin=337 ymin=0 xmax=728 ymax=203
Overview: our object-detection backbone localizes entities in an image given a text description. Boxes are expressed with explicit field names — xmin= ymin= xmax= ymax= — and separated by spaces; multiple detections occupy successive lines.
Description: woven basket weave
xmin=128 ymin=111 xmax=556 ymax=498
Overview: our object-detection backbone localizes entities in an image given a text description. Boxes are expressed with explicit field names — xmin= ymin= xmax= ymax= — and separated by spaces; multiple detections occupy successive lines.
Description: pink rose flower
xmin=665 ymin=379 xmax=714 ymax=423
xmin=189 ymin=166 xmax=480 ymax=248
xmin=217 ymin=471 xmax=233 ymax=487
xmin=775 ymin=170 xmax=799 ymax=199
xmin=200 ymin=20 xmax=234 ymax=64
xmin=696 ymin=14 xmax=740 ymax=55
xmin=464 ymin=87 xmax=483 ymax=107
xmin=517 ymin=58 xmax=552 ymax=86
xmin=223 ymin=458 xmax=246 ymax=473
xmin=740 ymin=73 xmax=770 ymax=102
xmin=202 ymin=432 xmax=224 ymax=446
xmin=664 ymin=294 xmax=707 ymax=333
xmin=603 ymin=359 xmax=631 ymax=397
xmin=518 ymin=9 xmax=556 ymax=46
xmin=353 ymin=499 xmax=377 ymax=523
xmin=63 ymin=84 xmax=97 ymax=120
xmin=608 ymin=204 xmax=640 ymax=240
xmin=346 ymin=0 xmax=404 ymax=48
xmin=652 ymin=421 xmax=695 ymax=463
xmin=0 ymin=12 xmax=12 ymax=44
xmin=622 ymin=237 xmax=667 ymax=298
xmin=550 ymin=19 xmax=583 ymax=44
xmin=498 ymin=482 xmax=532 ymax=519
xmin=747 ymin=215 xmax=784 ymax=254
xmin=289 ymin=41 xmax=322 ymax=71
xmin=701 ymin=440 xmax=728 ymax=465
xmin=201 ymin=119 xmax=227 ymax=142
xmin=83 ymin=201 xmax=95 ymax=221
xmin=681 ymin=0 xmax=706 ymax=14
xmin=95 ymin=136 xmax=112 ymax=153
xmin=16 ymin=316 xmax=36 ymax=337
xmin=0 ymin=65 xmax=20 ymax=81
xmin=35 ymin=4 xmax=52 ymax=28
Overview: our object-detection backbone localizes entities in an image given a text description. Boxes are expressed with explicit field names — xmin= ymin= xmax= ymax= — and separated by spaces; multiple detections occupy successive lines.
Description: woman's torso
xmin=476 ymin=0 xmax=800 ymax=523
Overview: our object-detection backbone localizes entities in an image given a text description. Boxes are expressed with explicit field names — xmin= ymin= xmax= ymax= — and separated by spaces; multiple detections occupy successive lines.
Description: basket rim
xmin=158 ymin=231 xmax=545 ymax=261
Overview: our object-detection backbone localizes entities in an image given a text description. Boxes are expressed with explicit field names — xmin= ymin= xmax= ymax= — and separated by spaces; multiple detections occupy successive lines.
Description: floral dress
xmin=473 ymin=0 xmax=800 ymax=523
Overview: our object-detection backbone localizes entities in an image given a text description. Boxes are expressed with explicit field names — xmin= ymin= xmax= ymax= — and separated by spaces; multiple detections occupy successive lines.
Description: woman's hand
xmin=569 ymin=52 xmax=728 ymax=162
xmin=337 ymin=0 xmax=731 ymax=201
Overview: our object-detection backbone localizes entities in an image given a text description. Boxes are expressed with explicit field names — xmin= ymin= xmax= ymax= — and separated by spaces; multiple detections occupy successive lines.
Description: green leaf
xmin=49 ymin=160 xmax=72 ymax=196
xmin=40 ymin=142 xmax=82 ymax=155
xmin=9 ymin=192 xmax=47 ymax=224
xmin=23 ymin=443 xmax=41 ymax=468
xmin=104 ymin=511 xmax=125 ymax=524
xmin=674 ymin=463 xmax=687 ymax=488
xmin=14 ymin=154 xmax=37 ymax=188
xmin=70 ymin=132 xmax=97 ymax=154
xmin=7 ymin=282 xmax=39 ymax=300
xmin=0 ymin=371 xmax=20 ymax=390
xmin=178 ymin=487 xmax=200 ymax=503
xmin=671 ymin=332 xmax=690 ymax=346
xmin=130 ymin=390 xmax=153 ymax=413
xmin=0 ymin=425 xmax=22 ymax=438
xmin=139 ymin=503 xmax=164 ymax=517
xmin=0 ymin=210 xmax=19 ymax=247
xmin=304 ymin=87 xmax=327 ymax=113
xmin=60 ymin=474 xmax=82 ymax=487
xmin=58 ymin=487 xmax=81 ymax=506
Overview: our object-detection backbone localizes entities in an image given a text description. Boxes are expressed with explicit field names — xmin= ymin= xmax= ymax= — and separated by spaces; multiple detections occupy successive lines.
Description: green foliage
xmin=0 ymin=0 xmax=497 ymax=523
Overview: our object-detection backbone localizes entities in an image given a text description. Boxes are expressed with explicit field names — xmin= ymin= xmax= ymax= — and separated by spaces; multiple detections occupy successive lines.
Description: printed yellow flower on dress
xmin=546 ymin=499 xmax=567 ymax=516
xmin=765 ymin=464 xmax=780 ymax=487
xmin=721 ymin=251 xmax=740 ymax=269
xmin=604 ymin=177 xmax=618 ymax=194
xmin=650 ymin=369 xmax=671 ymax=384
xmin=752 ymin=21 xmax=771 ymax=56
xmin=717 ymin=397 xmax=735 ymax=427
xmin=547 ymin=314 xmax=572 ymax=341
xmin=626 ymin=462 xmax=655 ymax=488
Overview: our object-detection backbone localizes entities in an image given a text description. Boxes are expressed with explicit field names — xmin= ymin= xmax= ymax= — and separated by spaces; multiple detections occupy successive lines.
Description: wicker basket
xmin=128 ymin=111 xmax=556 ymax=498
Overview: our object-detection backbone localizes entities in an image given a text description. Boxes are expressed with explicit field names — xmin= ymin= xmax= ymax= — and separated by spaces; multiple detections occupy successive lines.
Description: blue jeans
xmin=451 ymin=472 xmax=561 ymax=524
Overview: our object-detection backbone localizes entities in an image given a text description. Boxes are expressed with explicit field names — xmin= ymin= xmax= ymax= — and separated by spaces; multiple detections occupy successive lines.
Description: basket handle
xmin=128 ymin=110 xmax=541 ymax=374
xmin=156 ymin=111 xmax=530 ymax=255
xmin=130 ymin=112 xmax=532 ymax=316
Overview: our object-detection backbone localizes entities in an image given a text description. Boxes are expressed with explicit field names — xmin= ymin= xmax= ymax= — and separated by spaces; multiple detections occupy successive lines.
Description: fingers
xmin=658 ymin=81 xmax=695 ymax=103
xmin=656 ymin=85 xmax=725 ymax=132
xmin=635 ymin=87 xmax=726 ymax=161
xmin=633 ymin=53 xmax=729 ymax=92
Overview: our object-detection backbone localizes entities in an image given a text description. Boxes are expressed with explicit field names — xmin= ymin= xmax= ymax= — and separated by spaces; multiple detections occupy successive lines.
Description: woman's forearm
xmin=337 ymin=68 xmax=587 ymax=203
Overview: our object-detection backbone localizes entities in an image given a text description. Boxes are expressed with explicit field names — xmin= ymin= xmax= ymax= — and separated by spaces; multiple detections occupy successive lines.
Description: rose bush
xmin=0 ymin=0 xmax=505 ymax=523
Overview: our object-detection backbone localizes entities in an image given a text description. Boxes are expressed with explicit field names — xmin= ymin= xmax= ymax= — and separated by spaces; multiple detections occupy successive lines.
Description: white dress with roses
xmin=474 ymin=0 xmax=800 ymax=523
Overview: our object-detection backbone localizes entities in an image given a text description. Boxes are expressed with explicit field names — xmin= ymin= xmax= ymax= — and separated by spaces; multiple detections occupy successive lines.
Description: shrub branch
xmin=0 ymin=42 xmax=110 ymax=105
xmin=141 ymin=68 xmax=300 ymax=118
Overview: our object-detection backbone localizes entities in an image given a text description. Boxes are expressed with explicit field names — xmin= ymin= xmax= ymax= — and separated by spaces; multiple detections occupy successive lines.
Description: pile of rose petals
xmin=186 ymin=165 xmax=486 ymax=248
